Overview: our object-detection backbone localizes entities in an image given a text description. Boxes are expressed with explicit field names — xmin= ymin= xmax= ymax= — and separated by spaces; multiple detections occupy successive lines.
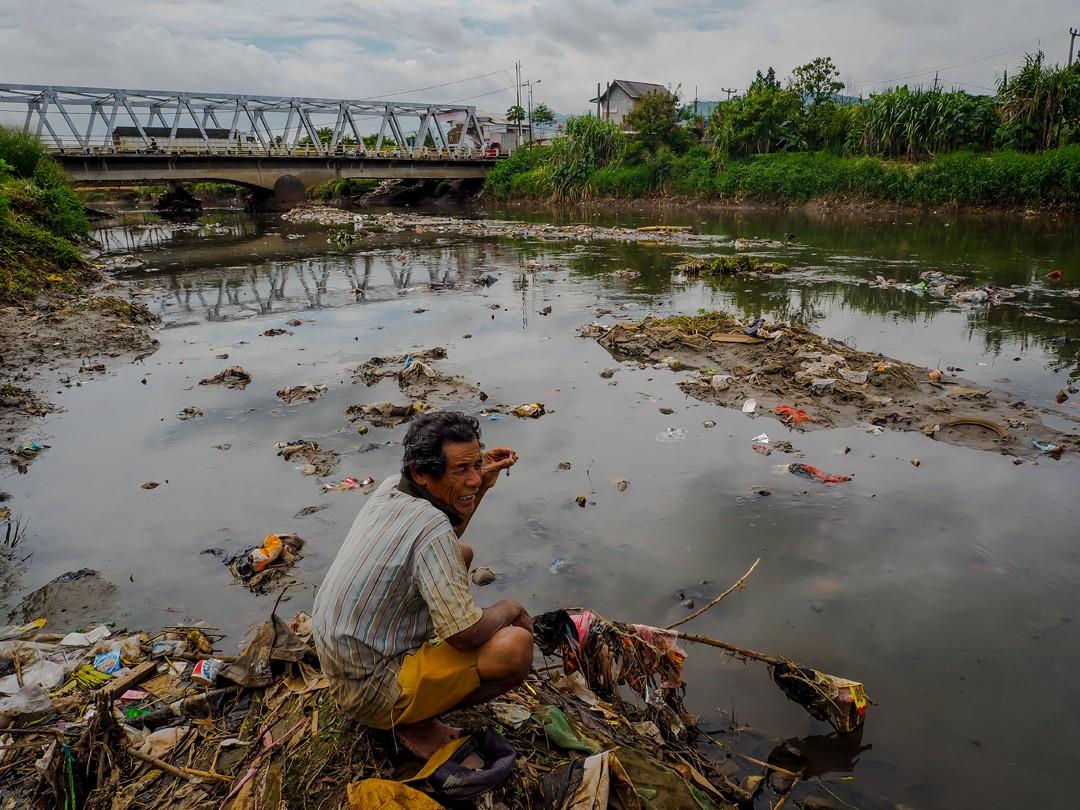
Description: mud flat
xmin=588 ymin=312 xmax=1079 ymax=458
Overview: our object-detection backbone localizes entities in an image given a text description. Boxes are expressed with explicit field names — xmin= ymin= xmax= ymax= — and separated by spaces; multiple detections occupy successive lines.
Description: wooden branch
xmin=128 ymin=746 xmax=197 ymax=783
xmin=674 ymin=631 xmax=781 ymax=666
xmin=666 ymin=558 xmax=761 ymax=631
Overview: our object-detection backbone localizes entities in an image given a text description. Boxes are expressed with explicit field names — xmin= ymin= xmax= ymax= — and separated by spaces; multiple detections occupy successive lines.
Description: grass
xmin=486 ymin=144 xmax=1080 ymax=209
xmin=0 ymin=127 xmax=95 ymax=304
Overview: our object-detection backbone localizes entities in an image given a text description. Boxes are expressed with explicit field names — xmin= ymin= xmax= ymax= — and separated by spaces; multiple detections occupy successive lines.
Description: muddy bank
xmin=0 ymin=281 xmax=160 ymax=444
xmin=588 ymin=312 xmax=1079 ymax=459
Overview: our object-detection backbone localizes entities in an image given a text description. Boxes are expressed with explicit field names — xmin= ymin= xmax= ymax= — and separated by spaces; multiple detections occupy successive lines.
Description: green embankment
xmin=485 ymin=144 xmax=1080 ymax=209
xmin=0 ymin=128 xmax=95 ymax=304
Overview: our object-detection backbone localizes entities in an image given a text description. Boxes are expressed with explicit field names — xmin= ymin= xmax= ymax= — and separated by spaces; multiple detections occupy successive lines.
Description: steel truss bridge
xmin=0 ymin=84 xmax=495 ymax=206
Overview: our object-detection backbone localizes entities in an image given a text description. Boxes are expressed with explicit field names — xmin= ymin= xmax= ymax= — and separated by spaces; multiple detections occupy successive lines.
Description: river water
xmin=4 ymin=204 xmax=1080 ymax=809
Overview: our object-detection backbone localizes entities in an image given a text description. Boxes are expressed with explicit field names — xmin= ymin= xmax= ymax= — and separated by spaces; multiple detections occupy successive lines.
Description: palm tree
xmin=506 ymin=105 xmax=526 ymax=145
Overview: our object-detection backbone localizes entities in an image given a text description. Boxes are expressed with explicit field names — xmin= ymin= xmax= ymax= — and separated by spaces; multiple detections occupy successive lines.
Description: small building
xmin=590 ymin=80 xmax=671 ymax=127
xmin=445 ymin=111 xmax=523 ymax=155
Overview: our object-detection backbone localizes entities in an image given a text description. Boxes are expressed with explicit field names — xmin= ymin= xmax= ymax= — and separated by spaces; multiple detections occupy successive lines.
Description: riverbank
xmin=484 ymin=146 xmax=1080 ymax=214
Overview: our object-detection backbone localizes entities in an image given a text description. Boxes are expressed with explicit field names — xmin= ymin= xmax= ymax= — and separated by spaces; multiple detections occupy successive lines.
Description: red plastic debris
xmin=774 ymin=404 xmax=813 ymax=424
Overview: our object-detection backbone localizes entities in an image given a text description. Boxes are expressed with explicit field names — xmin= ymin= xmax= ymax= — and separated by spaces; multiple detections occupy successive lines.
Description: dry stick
xmin=674 ymin=631 xmax=781 ymax=666
xmin=771 ymin=771 xmax=804 ymax=810
xmin=665 ymin=558 xmax=761 ymax=631
xmin=127 ymin=746 xmax=197 ymax=784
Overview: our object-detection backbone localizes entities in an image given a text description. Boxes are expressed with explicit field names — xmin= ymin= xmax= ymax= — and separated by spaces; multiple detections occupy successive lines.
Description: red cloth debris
xmin=774 ymin=404 xmax=813 ymax=424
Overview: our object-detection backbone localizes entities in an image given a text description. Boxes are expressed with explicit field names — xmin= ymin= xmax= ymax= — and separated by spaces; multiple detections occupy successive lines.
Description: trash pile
xmin=353 ymin=346 xmax=483 ymax=403
xmin=0 ymin=596 xmax=873 ymax=810
xmin=869 ymin=271 xmax=1021 ymax=306
xmin=588 ymin=311 xmax=1078 ymax=458
xmin=281 ymin=206 xmax=737 ymax=248
xmin=223 ymin=533 xmax=305 ymax=593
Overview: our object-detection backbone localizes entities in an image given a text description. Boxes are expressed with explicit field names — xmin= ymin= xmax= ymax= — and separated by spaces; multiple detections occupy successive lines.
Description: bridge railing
xmin=41 ymin=141 xmax=492 ymax=161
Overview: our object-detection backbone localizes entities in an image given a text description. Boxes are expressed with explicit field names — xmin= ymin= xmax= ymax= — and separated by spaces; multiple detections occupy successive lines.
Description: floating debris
xmin=199 ymin=366 xmax=252 ymax=390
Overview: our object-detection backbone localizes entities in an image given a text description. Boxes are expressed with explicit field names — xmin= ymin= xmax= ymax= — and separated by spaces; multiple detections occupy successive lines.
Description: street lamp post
xmin=524 ymin=79 xmax=542 ymax=142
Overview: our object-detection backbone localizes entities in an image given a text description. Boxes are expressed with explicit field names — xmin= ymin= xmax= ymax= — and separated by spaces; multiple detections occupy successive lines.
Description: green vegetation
xmin=307 ymin=178 xmax=381 ymax=201
xmin=0 ymin=127 xmax=94 ymax=303
xmin=485 ymin=52 xmax=1080 ymax=209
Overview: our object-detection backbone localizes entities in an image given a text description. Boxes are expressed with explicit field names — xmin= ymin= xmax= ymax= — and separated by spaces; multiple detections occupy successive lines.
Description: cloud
xmin=0 ymin=0 xmax=1076 ymax=122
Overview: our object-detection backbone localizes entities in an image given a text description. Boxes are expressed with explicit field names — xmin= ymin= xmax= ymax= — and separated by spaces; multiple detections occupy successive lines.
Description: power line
xmin=857 ymin=29 xmax=1067 ymax=89
xmin=367 ymin=68 xmax=512 ymax=99
xmin=448 ymin=84 xmax=517 ymax=103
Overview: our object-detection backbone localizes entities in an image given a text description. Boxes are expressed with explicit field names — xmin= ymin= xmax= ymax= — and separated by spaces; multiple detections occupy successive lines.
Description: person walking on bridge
xmin=312 ymin=410 xmax=533 ymax=758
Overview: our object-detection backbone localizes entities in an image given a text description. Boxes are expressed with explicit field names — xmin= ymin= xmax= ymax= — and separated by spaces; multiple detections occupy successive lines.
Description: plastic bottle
xmin=249 ymin=534 xmax=283 ymax=572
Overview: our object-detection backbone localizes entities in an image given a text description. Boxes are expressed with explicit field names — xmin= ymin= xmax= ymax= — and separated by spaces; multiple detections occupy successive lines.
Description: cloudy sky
xmin=1 ymin=0 xmax=1076 ymax=116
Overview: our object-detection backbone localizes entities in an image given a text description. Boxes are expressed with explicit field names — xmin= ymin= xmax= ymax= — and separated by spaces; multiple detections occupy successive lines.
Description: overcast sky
xmin=1 ymin=0 xmax=1077 ymax=116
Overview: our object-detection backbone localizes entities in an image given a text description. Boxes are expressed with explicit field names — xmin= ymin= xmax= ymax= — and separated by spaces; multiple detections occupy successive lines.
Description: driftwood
xmin=665 ymin=558 xmax=761 ymax=631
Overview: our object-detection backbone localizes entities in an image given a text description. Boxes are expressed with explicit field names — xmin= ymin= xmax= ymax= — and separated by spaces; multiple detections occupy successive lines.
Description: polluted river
xmin=3 ymin=202 xmax=1080 ymax=809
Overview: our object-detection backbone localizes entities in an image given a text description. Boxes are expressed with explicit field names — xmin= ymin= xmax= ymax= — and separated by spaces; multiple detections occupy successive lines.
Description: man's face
xmin=413 ymin=438 xmax=483 ymax=518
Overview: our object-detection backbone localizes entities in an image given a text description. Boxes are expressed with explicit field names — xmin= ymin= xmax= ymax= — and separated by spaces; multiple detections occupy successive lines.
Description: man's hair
xmin=401 ymin=411 xmax=482 ymax=479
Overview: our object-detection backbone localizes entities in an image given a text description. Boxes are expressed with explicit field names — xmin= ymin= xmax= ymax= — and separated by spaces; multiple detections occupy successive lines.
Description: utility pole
xmin=721 ymin=87 xmax=737 ymax=101
xmin=1070 ymin=27 xmax=1079 ymax=66
xmin=596 ymin=82 xmax=602 ymax=118
xmin=515 ymin=61 xmax=522 ymax=148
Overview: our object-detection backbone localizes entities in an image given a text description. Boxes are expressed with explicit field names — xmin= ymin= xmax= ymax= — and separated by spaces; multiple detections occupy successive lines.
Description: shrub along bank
xmin=486 ymin=142 xmax=1080 ymax=209
xmin=0 ymin=127 xmax=95 ymax=303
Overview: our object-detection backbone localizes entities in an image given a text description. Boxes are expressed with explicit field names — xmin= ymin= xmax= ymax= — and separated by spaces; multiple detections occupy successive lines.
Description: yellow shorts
xmin=368 ymin=641 xmax=481 ymax=730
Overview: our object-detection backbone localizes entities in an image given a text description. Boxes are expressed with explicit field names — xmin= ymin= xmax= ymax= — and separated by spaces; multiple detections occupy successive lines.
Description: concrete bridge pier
xmin=247 ymin=175 xmax=308 ymax=212
xmin=154 ymin=180 xmax=203 ymax=218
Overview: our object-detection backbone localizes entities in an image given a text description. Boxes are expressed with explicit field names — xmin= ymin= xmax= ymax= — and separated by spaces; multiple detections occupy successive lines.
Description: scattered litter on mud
xmin=0 ymin=385 xmax=54 ymax=418
xmin=589 ymin=312 xmax=1079 ymax=457
xmin=276 ymin=384 xmax=327 ymax=405
xmin=199 ymin=366 xmax=252 ymax=390
xmin=7 ymin=439 xmax=48 ymax=473
xmin=276 ymin=440 xmax=340 ymax=477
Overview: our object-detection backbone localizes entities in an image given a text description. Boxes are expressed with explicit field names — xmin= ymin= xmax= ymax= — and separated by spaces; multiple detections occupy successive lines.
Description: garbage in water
xmin=277 ymin=440 xmax=340 ymax=477
xmin=277 ymin=384 xmax=327 ymax=404
xmin=191 ymin=657 xmax=224 ymax=685
xmin=616 ymin=479 xmax=629 ymax=492
xmin=177 ymin=406 xmax=202 ymax=420
xmin=344 ymin=401 xmax=427 ymax=428
xmin=575 ymin=495 xmax=588 ymax=508
xmin=655 ymin=427 xmax=687 ymax=442
xmin=323 ymin=476 xmax=376 ymax=492
xmin=226 ymin=532 xmax=304 ymax=592
xmin=742 ymin=398 xmax=757 ymax=414
xmin=549 ymin=558 xmax=566 ymax=573
xmin=599 ymin=367 xmax=616 ymax=378
xmin=513 ymin=402 xmax=546 ymax=418
xmin=710 ymin=374 xmax=732 ymax=391
xmin=1030 ymin=438 xmax=1063 ymax=458
xmin=751 ymin=433 xmax=771 ymax=455
xmin=141 ymin=481 xmax=160 ymax=490
xmin=787 ymin=463 xmax=851 ymax=484
xmin=260 ymin=328 xmax=290 ymax=337
xmin=199 ymin=366 xmax=252 ymax=390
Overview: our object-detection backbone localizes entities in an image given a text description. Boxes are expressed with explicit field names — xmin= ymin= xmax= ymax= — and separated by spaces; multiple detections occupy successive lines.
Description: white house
xmin=590 ymin=80 xmax=671 ymax=127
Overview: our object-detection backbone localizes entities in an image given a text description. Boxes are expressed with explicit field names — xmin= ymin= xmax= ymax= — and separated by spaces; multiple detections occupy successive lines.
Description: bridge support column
xmin=247 ymin=174 xmax=307 ymax=212
xmin=154 ymin=181 xmax=202 ymax=219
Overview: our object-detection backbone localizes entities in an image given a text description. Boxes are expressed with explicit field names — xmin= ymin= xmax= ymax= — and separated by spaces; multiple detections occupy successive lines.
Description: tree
xmin=506 ymin=105 xmax=526 ymax=142
xmin=531 ymin=103 xmax=555 ymax=133
xmin=708 ymin=70 xmax=805 ymax=156
xmin=790 ymin=57 xmax=845 ymax=105
xmin=625 ymin=90 xmax=688 ymax=153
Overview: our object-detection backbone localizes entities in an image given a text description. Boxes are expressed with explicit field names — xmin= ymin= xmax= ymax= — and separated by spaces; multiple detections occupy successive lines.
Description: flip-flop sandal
xmin=404 ymin=729 xmax=517 ymax=800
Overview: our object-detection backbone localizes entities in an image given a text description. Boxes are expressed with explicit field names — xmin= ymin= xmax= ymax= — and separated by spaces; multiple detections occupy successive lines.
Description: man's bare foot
xmin=394 ymin=718 xmax=463 ymax=760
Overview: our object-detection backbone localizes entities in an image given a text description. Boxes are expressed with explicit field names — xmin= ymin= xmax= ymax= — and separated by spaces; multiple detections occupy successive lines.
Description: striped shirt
xmin=312 ymin=476 xmax=483 ymax=724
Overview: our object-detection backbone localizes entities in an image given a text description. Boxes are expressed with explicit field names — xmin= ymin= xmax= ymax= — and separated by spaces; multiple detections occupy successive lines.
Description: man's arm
xmin=446 ymin=599 xmax=533 ymax=651
xmin=455 ymin=447 xmax=518 ymax=537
